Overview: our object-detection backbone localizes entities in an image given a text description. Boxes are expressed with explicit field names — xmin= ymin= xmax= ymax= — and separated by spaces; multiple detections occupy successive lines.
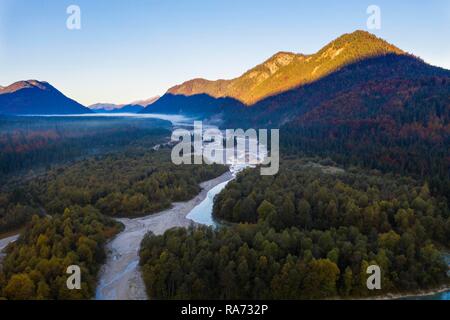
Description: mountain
xmin=90 ymin=96 xmax=159 ymax=113
xmin=140 ymin=93 xmax=243 ymax=117
xmin=225 ymin=54 xmax=450 ymax=127
xmin=151 ymin=29 xmax=450 ymax=183
xmin=92 ymin=104 xmax=144 ymax=113
xmin=89 ymin=103 xmax=123 ymax=111
xmin=131 ymin=96 xmax=159 ymax=107
xmin=0 ymin=80 xmax=92 ymax=115
xmin=112 ymin=104 xmax=145 ymax=113
xmin=226 ymin=53 xmax=449 ymax=189
xmin=168 ymin=30 xmax=405 ymax=105
xmin=144 ymin=30 xmax=449 ymax=131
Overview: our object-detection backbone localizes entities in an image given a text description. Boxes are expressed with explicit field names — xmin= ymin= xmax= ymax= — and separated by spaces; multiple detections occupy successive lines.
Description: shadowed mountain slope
xmin=0 ymin=80 xmax=92 ymax=115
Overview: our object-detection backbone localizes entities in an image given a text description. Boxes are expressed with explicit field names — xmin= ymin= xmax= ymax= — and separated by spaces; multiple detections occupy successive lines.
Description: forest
xmin=139 ymin=158 xmax=449 ymax=299
xmin=1 ymin=91 xmax=448 ymax=300
xmin=26 ymin=150 xmax=228 ymax=218
xmin=0 ymin=115 xmax=171 ymax=178
xmin=0 ymin=119 xmax=228 ymax=299
xmin=0 ymin=206 xmax=121 ymax=299
xmin=279 ymin=76 xmax=450 ymax=207
xmin=0 ymin=115 xmax=230 ymax=234
xmin=0 ymin=148 xmax=227 ymax=299
xmin=0 ymin=149 xmax=227 ymax=234
xmin=0 ymin=117 xmax=168 ymax=233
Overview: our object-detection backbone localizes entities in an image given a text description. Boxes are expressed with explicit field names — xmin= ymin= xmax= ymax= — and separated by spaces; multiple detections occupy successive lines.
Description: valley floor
xmin=95 ymin=171 xmax=233 ymax=300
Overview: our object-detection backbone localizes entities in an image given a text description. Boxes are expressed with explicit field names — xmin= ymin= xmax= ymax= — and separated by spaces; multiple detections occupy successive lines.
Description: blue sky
xmin=1 ymin=0 xmax=449 ymax=105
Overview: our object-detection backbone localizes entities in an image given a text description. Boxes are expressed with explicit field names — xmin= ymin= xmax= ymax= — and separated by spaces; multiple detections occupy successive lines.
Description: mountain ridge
xmin=140 ymin=93 xmax=242 ymax=117
xmin=90 ymin=96 xmax=159 ymax=113
xmin=0 ymin=80 xmax=53 ymax=95
xmin=222 ymin=54 xmax=450 ymax=127
xmin=0 ymin=80 xmax=92 ymax=115
xmin=167 ymin=30 xmax=407 ymax=105
xmin=89 ymin=96 xmax=160 ymax=110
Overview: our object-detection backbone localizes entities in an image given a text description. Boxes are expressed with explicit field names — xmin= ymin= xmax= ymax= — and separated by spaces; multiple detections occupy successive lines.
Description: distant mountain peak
xmin=89 ymin=103 xmax=124 ymax=111
xmin=336 ymin=30 xmax=398 ymax=43
xmin=130 ymin=96 xmax=160 ymax=107
xmin=167 ymin=30 xmax=407 ymax=104
xmin=89 ymin=96 xmax=160 ymax=112
xmin=0 ymin=80 xmax=91 ymax=115
xmin=318 ymin=30 xmax=405 ymax=57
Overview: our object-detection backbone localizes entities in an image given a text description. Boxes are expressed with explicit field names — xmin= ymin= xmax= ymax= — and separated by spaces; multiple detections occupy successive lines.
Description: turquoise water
xmin=186 ymin=134 xmax=263 ymax=227
xmin=409 ymin=291 xmax=449 ymax=300
xmin=401 ymin=290 xmax=450 ymax=300
xmin=186 ymin=179 xmax=233 ymax=227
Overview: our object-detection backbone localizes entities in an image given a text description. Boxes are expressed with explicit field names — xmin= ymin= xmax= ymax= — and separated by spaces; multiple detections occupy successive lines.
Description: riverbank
xmin=0 ymin=234 xmax=20 ymax=264
xmin=95 ymin=170 xmax=233 ymax=300
xmin=366 ymin=284 xmax=450 ymax=300
xmin=0 ymin=227 xmax=23 ymax=241
xmin=0 ymin=234 xmax=19 ymax=251
xmin=366 ymin=253 xmax=450 ymax=300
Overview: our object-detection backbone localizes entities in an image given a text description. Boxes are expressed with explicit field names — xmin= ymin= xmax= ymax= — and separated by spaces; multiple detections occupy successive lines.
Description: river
xmin=186 ymin=179 xmax=232 ymax=227
xmin=95 ymin=171 xmax=233 ymax=300
xmin=94 ymin=128 xmax=450 ymax=301
xmin=96 ymin=130 xmax=263 ymax=299
xmin=3 ymin=116 xmax=446 ymax=300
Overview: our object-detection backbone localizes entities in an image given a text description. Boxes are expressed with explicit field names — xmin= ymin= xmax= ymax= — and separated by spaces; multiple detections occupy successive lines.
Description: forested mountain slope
xmin=167 ymin=31 xmax=405 ymax=105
